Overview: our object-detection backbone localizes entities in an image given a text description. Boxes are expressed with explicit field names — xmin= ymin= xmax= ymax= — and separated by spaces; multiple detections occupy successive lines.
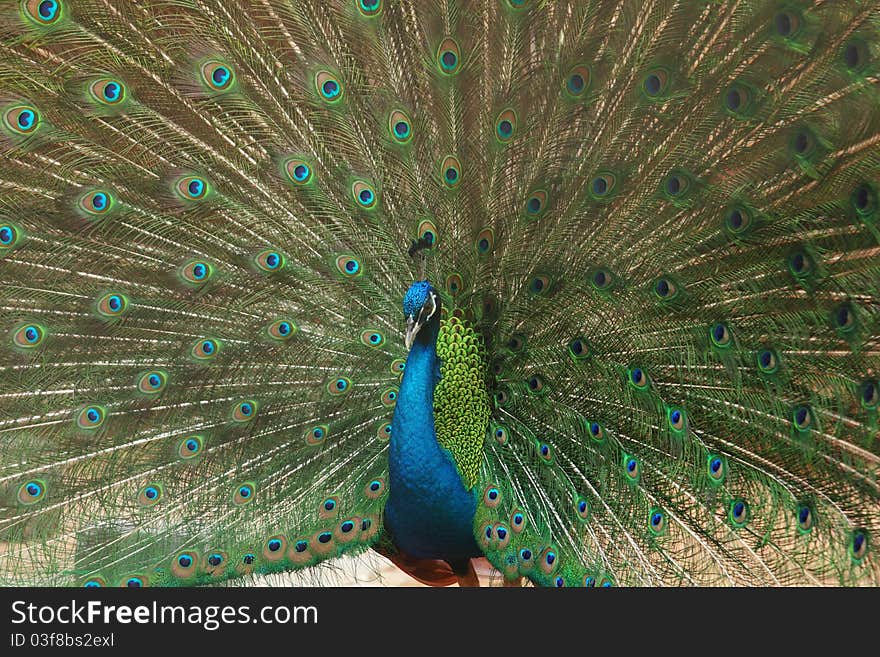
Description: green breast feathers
xmin=433 ymin=316 xmax=490 ymax=490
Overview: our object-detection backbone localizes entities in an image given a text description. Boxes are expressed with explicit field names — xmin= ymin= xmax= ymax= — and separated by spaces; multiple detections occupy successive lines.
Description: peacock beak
xmin=405 ymin=315 xmax=420 ymax=350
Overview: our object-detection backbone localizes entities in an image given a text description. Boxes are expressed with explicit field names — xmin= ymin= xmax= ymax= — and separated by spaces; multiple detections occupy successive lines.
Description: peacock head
xmin=403 ymin=280 xmax=440 ymax=350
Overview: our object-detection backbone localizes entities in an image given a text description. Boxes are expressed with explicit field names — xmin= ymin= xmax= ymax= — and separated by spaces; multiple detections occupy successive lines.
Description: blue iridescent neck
xmin=385 ymin=314 xmax=479 ymax=561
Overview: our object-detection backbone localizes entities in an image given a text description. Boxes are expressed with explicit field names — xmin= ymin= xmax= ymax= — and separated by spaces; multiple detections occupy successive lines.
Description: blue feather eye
xmin=587 ymin=420 xmax=605 ymax=443
xmin=18 ymin=479 xmax=46 ymax=505
xmin=773 ymin=10 xmax=802 ymax=40
xmin=96 ymin=292 xmax=129 ymax=318
xmin=832 ymin=303 xmax=856 ymax=334
xmin=791 ymin=404 xmax=813 ymax=432
xmin=526 ymin=373 xmax=545 ymax=395
xmin=201 ymin=60 xmax=234 ymax=91
xmin=709 ymin=322 xmax=732 ymax=348
xmin=441 ymin=155 xmax=462 ymax=188
xmin=192 ymin=338 xmax=220 ymax=360
xmin=137 ymin=483 xmax=163 ymax=507
xmin=756 ymin=348 xmax=779 ymax=374
xmin=568 ymin=337 xmax=590 ymax=361
xmin=305 ymin=424 xmax=328 ymax=446
xmin=444 ymin=273 xmax=463 ymax=297
xmin=123 ymin=576 xmax=146 ymax=588
xmin=180 ymin=259 xmax=214 ymax=285
xmin=494 ymin=109 xmax=517 ymax=143
xmin=842 ymin=39 xmax=869 ymax=73
xmin=649 ymin=508 xmax=667 ymax=535
xmin=177 ymin=435 xmax=204 ymax=459
xmin=172 ymin=552 xmax=198 ymax=578
xmin=356 ymin=0 xmax=381 ymax=16
xmin=850 ymin=530 xmax=869 ymax=561
xmin=352 ymin=181 xmax=378 ymax=209
xmin=707 ymin=454 xmax=726 ymax=485
xmin=365 ymin=478 xmax=386 ymax=499
xmin=564 ymin=65 xmax=591 ymax=98
xmin=175 ymin=175 xmax=209 ymax=201
xmin=4 ymin=105 xmax=40 ymax=135
xmin=536 ymin=441 xmax=553 ymax=464
xmin=328 ymin=376 xmax=351 ymax=396
xmin=388 ymin=110 xmax=412 ymax=144
xmin=724 ymin=204 xmax=755 ymax=236
xmin=795 ymin=503 xmax=814 ymax=534
xmin=89 ymin=78 xmax=126 ymax=105
xmin=0 ymin=223 xmax=22 ymax=250
xmin=623 ymin=454 xmax=640 ymax=482
xmin=790 ymin=127 xmax=818 ymax=161
xmin=859 ymin=380 xmax=879 ymax=410
xmin=661 ymin=170 xmax=693 ymax=200
xmin=475 ymin=228 xmax=494 ymax=255
xmin=851 ymin=183 xmax=877 ymax=219
xmin=667 ymin=406 xmax=687 ymax=432
xmin=723 ymin=82 xmax=754 ymax=117
xmin=23 ymin=0 xmax=62 ymax=25
xmin=83 ymin=578 xmax=105 ymax=588
xmin=524 ymin=189 xmax=547 ymax=219
xmin=316 ymin=71 xmax=343 ymax=102
xmin=12 ymin=323 xmax=46 ymax=349
xmin=254 ymin=249 xmax=286 ymax=273
xmin=267 ymin=319 xmax=297 ymax=341
xmin=483 ymin=486 xmax=502 ymax=508
xmin=652 ymin=276 xmax=679 ymax=301
xmin=539 ymin=547 xmax=559 ymax=575
xmin=376 ymin=421 xmax=391 ymax=441
xmin=77 ymin=189 xmax=115 ymax=217
xmin=437 ymin=37 xmax=462 ymax=75
xmin=381 ymin=387 xmax=398 ymax=407
xmin=232 ymin=400 xmax=258 ymax=422
xmin=589 ymin=173 xmax=618 ymax=200
xmin=233 ymin=482 xmax=256 ymax=505
xmin=416 ymin=218 xmax=438 ymax=249
xmin=590 ymin=267 xmax=615 ymax=291
xmin=137 ymin=370 xmax=168 ymax=394
xmin=335 ymin=255 xmax=363 ymax=279
xmin=627 ymin=366 xmax=649 ymax=390
xmin=510 ymin=510 xmax=526 ymax=533
xmin=729 ymin=499 xmax=749 ymax=527
xmin=76 ymin=405 xmax=106 ymax=430
xmin=360 ymin=329 xmax=385 ymax=347
xmin=642 ymin=68 xmax=669 ymax=98
xmin=284 ymin=157 xmax=314 ymax=186
xmin=576 ymin=496 xmax=590 ymax=521
xmin=528 ymin=274 xmax=551 ymax=296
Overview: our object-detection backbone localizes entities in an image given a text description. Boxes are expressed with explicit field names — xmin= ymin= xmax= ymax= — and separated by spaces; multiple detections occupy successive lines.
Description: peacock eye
xmin=18 ymin=479 xmax=46 ymax=504
xmin=356 ymin=0 xmax=381 ymax=17
xmin=437 ymin=37 xmax=461 ymax=75
xmin=201 ymin=60 xmax=234 ymax=91
xmin=97 ymin=292 xmax=129 ymax=318
xmin=774 ymin=10 xmax=802 ymax=39
xmin=137 ymin=484 xmax=163 ymax=507
xmin=24 ymin=0 xmax=62 ymax=25
xmin=192 ymin=338 xmax=220 ymax=360
xmin=667 ymin=407 xmax=686 ymax=432
xmin=495 ymin=108 xmax=517 ymax=143
xmin=653 ymin=277 xmax=678 ymax=301
xmin=709 ymin=322 xmax=732 ymax=348
xmin=233 ymin=483 xmax=256 ymax=505
xmin=850 ymin=530 xmax=869 ymax=561
xmin=649 ymin=508 xmax=666 ymax=535
xmin=565 ymin=65 xmax=591 ymax=97
xmin=4 ymin=105 xmax=40 ymax=135
xmin=832 ymin=303 xmax=856 ymax=333
xmin=842 ymin=39 xmax=869 ymax=73
xmin=622 ymin=455 xmax=640 ymax=482
xmin=729 ymin=499 xmax=749 ymax=527
xmin=89 ymin=78 xmax=126 ymax=105
xmin=138 ymin=370 xmax=168 ymax=394
xmin=642 ymin=68 xmax=669 ymax=97
xmin=583 ymin=575 xmax=596 ymax=587
xmin=232 ymin=400 xmax=257 ymax=422
xmin=707 ymin=454 xmax=726 ymax=484
xmin=76 ymin=405 xmax=107 ymax=430
xmin=628 ymin=367 xmax=648 ymax=389
xmin=796 ymin=503 xmax=814 ymax=533
xmin=791 ymin=405 xmax=812 ymax=432
xmin=12 ymin=323 xmax=46 ymax=349
xmin=441 ymin=155 xmax=461 ymax=188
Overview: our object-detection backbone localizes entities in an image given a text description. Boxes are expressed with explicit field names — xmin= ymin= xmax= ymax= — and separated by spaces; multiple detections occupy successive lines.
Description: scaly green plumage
xmin=0 ymin=0 xmax=878 ymax=587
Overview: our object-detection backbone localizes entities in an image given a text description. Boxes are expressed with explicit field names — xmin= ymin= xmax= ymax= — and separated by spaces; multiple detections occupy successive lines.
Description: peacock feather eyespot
xmin=518 ymin=547 xmax=534 ymax=569
xmin=627 ymin=366 xmax=649 ymax=390
xmin=494 ymin=387 xmax=510 ymax=407
xmin=859 ymin=379 xmax=878 ymax=410
xmin=528 ymin=274 xmax=551 ymax=296
xmin=177 ymin=435 xmax=204 ymax=459
xmin=284 ymin=158 xmax=314 ymax=186
xmin=589 ymin=173 xmax=617 ymax=200
xmin=204 ymin=552 xmax=227 ymax=573
xmin=756 ymin=348 xmax=780 ymax=374
xmin=568 ymin=336 xmax=590 ymax=362
xmin=722 ymin=82 xmax=754 ymax=117
xmin=263 ymin=535 xmax=288 ymax=561
xmin=490 ymin=422 xmax=509 ymax=445
xmin=137 ymin=483 xmax=163 ymax=507
xmin=642 ymin=67 xmax=670 ymax=99
xmin=255 ymin=249 xmax=286 ymax=273
xmin=724 ymin=204 xmax=754 ymax=237
xmin=390 ymin=358 xmax=405 ymax=376
xmin=82 ymin=578 xmax=106 ymax=588
xmin=232 ymin=482 xmax=256 ymax=505
xmin=200 ymin=60 xmax=234 ymax=92
xmin=709 ymin=322 xmax=732 ymax=348
xmin=661 ymin=169 xmax=693 ymax=200
xmin=587 ymin=420 xmax=605 ymax=443
xmin=842 ymin=39 xmax=869 ymax=74
xmin=12 ymin=323 xmax=46 ymax=349
xmin=328 ymin=376 xmax=352 ymax=396
xmin=358 ymin=329 xmax=384 ymax=348
xmin=192 ymin=338 xmax=220 ymax=360
xmin=791 ymin=404 xmax=813 ymax=433
xmin=231 ymin=399 xmax=258 ymax=422
xmin=851 ymin=183 xmax=877 ymax=219
xmin=3 ymin=104 xmax=41 ymax=136
xmin=436 ymin=37 xmax=462 ymax=75
xmin=576 ymin=496 xmax=590 ymax=521
xmin=483 ymin=485 xmax=502 ymax=508
xmin=0 ymin=223 xmax=23 ymax=251
xmin=832 ymin=303 xmax=856 ymax=334
xmin=652 ymin=276 xmax=679 ymax=302
xmin=795 ymin=503 xmax=814 ymax=534
xmin=267 ymin=319 xmax=297 ymax=342
xmin=539 ymin=547 xmax=559 ymax=575
xmin=315 ymin=71 xmax=343 ymax=103
xmin=599 ymin=576 xmax=615 ymax=588
xmin=365 ymin=477 xmax=386 ymax=499
xmin=22 ymin=0 xmax=62 ymax=26
xmin=707 ymin=454 xmax=726 ymax=485
xmin=88 ymin=78 xmax=126 ymax=106
xmin=536 ymin=440 xmax=553 ymax=464
xmin=850 ymin=529 xmax=869 ymax=562
xmin=666 ymin=406 xmax=687 ymax=433
xmin=376 ymin=421 xmax=391 ymax=441
xmin=175 ymin=175 xmax=209 ymax=201
xmin=180 ymin=260 xmax=215 ymax=285
xmin=590 ymin=267 xmax=614 ymax=291
xmin=356 ymin=0 xmax=382 ymax=17
xmin=121 ymin=576 xmax=147 ymax=588
xmin=352 ymin=181 xmax=378 ymax=210
xmin=416 ymin=219 xmax=438 ymax=248
xmin=494 ymin=523 xmax=511 ymax=549
xmin=525 ymin=189 xmax=548 ymax=219
xmin=623 ymin=454 xmax=640 ymax=483
xmin=320 ymin=497 xmax=339 ymax=518
xmin=510 ymin=510 xmax=526 ymax=533
xmin=475 ymin=228 xmax=495 ymax=255
xmin=729 ymin=499 xmax=749 ymax=527
xmin=172 ymin=552 xmax=199 ymax=578
xmin=388 ymin=110 xmax=412 ymax=144
xmin=564 ymin=65 xmax=591 ymax=98
xmin=527 ymin=373 xmax=546 ymax=394
xmin=18 ymin=479 xmax=46 ymax=505
xmin=648 ymin=508 xmax=667 ymax=536
xmin=494 ymin=109 xmax=517 ymax=143
xmin=76 ymin=405 xmax=106 ymax=430
xmin=790 ymin=126 xmax=818 ymax=161
xmin=78 ymin=189 xmax=115 ymax=217
xmin=335 ymin=254 xmax=363 ymax=279
xmin=773 ymin=9 xmax=802 ymax=40
xmin=441 ymin=155 xmax=461 ymax=188
xmin=96 ymin=292 xmax=129 ymax=318
xmin=380 ymin=386 xmax=398 ymax=407
xmin=445 ymin=273 xmax=463 ymax=296
xmin=583 ymin=574 xmax=596 ymax=587
xmin=137 ymin=369 xmax=168 ymax=394
xmin=306 ymin=424 xmax=329 ymax=446
xmin=505 ymin=0 xmax=529 ymax=9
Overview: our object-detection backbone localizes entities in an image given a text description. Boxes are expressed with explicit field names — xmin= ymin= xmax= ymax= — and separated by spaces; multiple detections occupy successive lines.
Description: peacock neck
xmin=385 ymin=317 xmax=479 ymax=561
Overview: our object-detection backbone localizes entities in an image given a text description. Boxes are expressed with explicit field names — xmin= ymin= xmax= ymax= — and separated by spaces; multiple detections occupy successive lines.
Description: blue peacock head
xmin=403 ymin=280 xmax=440 ymax=349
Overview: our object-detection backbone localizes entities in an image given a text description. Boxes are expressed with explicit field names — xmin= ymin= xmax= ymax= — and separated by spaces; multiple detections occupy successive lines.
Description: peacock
xmin=0 ymin=0 xmax=878 ymax=589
